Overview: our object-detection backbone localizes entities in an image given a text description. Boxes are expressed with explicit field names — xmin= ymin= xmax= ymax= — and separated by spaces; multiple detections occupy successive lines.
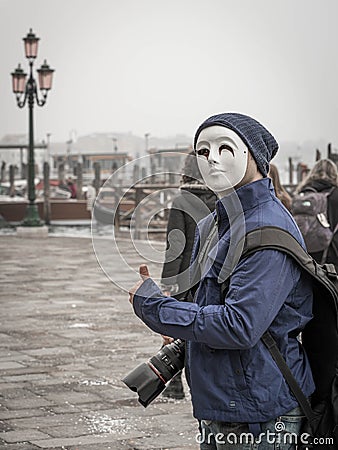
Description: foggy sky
xmin=1 ymin=0 xmax=338 ymax=149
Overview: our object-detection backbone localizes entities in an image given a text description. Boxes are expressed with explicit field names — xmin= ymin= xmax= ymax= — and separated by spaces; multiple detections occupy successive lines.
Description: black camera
xmin=122 ymin=339 xmax=185 ymax=407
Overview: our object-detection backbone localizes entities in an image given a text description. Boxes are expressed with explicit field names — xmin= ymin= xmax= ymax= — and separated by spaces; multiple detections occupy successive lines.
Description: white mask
xmin=195 ymin=125 xmax=248 ymax=196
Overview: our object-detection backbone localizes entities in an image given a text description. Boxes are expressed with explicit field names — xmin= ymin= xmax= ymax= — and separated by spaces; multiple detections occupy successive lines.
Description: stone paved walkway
xmin=0 ymin=234 xmax=199 ymax=450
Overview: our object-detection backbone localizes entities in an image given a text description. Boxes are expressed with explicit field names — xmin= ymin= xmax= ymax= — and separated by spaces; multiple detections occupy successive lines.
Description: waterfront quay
xmin=0 ymin=234 xmax=198 ymax=450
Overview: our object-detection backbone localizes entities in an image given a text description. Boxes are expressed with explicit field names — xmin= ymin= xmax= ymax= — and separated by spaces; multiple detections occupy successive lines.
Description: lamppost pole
xmin=11 ymin=29 xmax=54 ymax=226
xmin=27 ymin=61 xmax=35 ymax=207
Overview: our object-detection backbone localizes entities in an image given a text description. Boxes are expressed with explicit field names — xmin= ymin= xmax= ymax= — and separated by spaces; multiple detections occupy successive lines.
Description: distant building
xmin=48 ymin=133 xmax=138 ymax=182
xmin=52 ymin=152 xmax=131 ymax=176
xmin=0 ymin=134 xmax=47 ymax=180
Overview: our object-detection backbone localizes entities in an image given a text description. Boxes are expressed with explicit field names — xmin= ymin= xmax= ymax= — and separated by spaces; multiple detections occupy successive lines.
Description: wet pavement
xmin=0 ymin=233 xmax=199 ymax=450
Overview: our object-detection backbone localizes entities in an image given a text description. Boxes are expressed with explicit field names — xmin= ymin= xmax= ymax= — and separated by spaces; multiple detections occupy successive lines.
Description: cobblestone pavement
xmin=0 ymin=234 xmax=199 ymax=450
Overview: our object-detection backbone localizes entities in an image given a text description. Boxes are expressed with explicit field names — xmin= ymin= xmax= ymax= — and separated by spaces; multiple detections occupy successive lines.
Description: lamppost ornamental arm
xmin=11 ymin=28 xmax=54 ymax=226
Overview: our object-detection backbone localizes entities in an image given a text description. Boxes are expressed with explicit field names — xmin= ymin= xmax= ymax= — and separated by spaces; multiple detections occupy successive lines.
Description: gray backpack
xmin=291 ymin=187 xmax=333 ymax=255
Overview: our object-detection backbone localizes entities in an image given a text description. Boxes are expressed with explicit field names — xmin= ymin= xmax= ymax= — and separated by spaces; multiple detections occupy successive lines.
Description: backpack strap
xmin=261 ymin=331 xmax=316 ymax=424
xmin=241 ymin=226 xmax=313 ymax=267
xmin=300 ymin=186 xmax=318 ymax=193
xmin=240 ymin=226 xmax=338 ymax=290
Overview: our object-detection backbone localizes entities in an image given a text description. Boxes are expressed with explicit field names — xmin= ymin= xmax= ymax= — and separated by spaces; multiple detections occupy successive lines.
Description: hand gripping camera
xmin=122 ymin=339 xmax=185 ymax=407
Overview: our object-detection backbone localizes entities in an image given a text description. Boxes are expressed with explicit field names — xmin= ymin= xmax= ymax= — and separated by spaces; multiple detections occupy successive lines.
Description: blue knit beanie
xmin=193 ymin=113 xmax=279 ymax=177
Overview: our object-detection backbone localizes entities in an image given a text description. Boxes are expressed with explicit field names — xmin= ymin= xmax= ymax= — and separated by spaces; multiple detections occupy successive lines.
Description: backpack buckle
xmin=322 ymin=263 xmax=338 ymax=280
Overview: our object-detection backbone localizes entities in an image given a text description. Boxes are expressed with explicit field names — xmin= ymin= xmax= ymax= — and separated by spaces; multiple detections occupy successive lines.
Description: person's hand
xmin=129 ymin=264 xmax=150 ymax=305
xmin=161 ymin=335 xmax=174 ymax=346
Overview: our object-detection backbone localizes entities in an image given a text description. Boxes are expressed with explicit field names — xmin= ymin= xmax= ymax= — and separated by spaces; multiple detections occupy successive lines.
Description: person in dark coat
xmin=161 ymin=152 xmax=217 ymax=300
xmin=295 ymin=158 xmax=338 ymax=268
xmin=160 ymin=152 xmax=217 ymax=398
xmin=67 ymin=177 xmax=77 ymax=199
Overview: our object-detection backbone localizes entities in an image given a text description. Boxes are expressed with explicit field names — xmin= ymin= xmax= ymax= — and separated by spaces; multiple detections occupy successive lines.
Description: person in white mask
xmin=195 ymin=125 xmax=262 ymax=198
xmin=128 ymin=113 xmax=314 ymax=449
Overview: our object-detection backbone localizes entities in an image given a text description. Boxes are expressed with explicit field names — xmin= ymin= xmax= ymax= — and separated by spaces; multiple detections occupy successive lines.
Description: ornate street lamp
xmin=11 ymin=29 xmax=54 ymax=226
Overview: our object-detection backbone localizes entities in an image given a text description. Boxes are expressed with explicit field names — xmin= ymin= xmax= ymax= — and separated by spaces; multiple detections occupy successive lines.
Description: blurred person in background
xmin=294 ymin=158 xmax=338 ymax=268
xmin=67 ymin=177 xmax=77 ymax=199
xmin=160 ymin=151 xmax=217 ymax=399
xmin=268 ymin=163 xmax=292 ymax=211
xmin=86 ymin=181 xmax=96 ymax=213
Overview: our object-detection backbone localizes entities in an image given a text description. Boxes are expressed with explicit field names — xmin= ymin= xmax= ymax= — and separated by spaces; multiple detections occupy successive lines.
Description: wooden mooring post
xmin=43 ymin=162 xmax=51 ymax=225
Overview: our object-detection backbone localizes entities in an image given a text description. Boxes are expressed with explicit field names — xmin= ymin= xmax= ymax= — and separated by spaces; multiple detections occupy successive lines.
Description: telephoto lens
xmin=122 ymin=339 xmax=185 ymax=407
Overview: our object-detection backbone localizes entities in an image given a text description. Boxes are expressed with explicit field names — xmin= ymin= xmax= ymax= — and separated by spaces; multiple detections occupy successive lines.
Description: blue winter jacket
xmin=133 ymin=178 xmax=315 ymax=423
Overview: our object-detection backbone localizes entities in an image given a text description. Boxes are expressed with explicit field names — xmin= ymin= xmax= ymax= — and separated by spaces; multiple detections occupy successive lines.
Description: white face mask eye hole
xmin=219 ymin=144 xmax=234 ymax=157
xmin=196 ymin=148 xmax=210 ymax=159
